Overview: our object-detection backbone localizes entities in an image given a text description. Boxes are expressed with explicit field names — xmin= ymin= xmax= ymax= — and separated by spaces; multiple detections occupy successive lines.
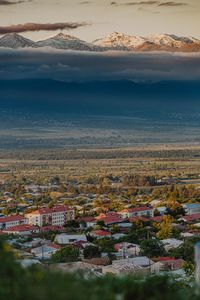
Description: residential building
xmin=182 ymin=213 xmax=200 ymax=223
xmin=31 ymin=244 xmax=61 ymax=259
xmin=91 ymin=230 xmax=112 ymax=239
xmin=55 ymin=233 xmax=87 ymax=245
xmin=102 ymin=256 xmax=154 ymax=276
xmin=119 ymin=206 xmax=154 ymax=219
xmin=2 ymin=224 xmax=38 ymax=236
xmin=25 ymin=206 xmax=74 ymax=227
xmin=0 ymin=215 xmax=28 ymax=230
xmin=161 ymin=238 xmax=183 ymax=252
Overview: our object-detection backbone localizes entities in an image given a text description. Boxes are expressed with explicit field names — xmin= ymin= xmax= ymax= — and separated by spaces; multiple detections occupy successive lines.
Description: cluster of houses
xmin=1 ymin=201 xmax=200 ymax=277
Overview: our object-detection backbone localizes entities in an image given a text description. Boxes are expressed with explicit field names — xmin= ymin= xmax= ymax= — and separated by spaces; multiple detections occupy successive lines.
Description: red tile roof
xmin=182 ymin=213 xmax=200 ymax=222
xmin=47 ymin=243 xmax=61 ymax=249
xmin=151 ymin=216 xmax=164 ymax=222
xmin=121 ymin=206 xmax=153 ymax=213
xmin=28 ymin=206 xmax=73 ymax=215
xmin=96 ymin=212 xmax=120 ymax=220
xmin=2 ymin=224 xmax=37 ymax=232
xmin=101 ymin=216 xmax=124 ymax=225
xmin=154 ymin=257 xmax=176 ymax=262
xmin=153 ymin=257 xmax=184 ymax=269
xmin=0 ymin=215 xmax=27 ymax=224
xmin=92 ymin=230 xmax=111 ymax=237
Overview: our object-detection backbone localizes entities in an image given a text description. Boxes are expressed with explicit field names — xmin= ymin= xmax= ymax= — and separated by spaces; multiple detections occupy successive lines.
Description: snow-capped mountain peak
xmin=147 ymin=33 xmax=200 ymax=48
xmin=0 ymin=32 xmax=200 ymax=52
xmin=94 ymin=32 xmax=146 ymax=50
xmin=0 ymin=33 xmax=34 ymax=48
xmin=35 ymin=32 xmax=102 ymax=51
xmin=52 ymin=33 xmax=79 ymax=41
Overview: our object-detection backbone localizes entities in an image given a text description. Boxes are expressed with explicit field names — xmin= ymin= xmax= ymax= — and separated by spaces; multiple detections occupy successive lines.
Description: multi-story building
xmin=119 ymin=206 xmax=154 ymax=219
xmin=0 ymin=215 xmax=28 ymax=230
xmin=25 ymin=206 xmax=74 ymax=227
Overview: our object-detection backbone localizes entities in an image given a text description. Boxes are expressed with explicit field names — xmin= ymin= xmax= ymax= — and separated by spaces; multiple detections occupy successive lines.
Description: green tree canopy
xmin=51 ymin=246 xmax=79 ymax=263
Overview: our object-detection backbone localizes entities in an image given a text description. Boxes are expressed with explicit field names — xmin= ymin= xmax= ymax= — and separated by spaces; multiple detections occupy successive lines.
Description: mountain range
xmin=0 ymin=32 xmax=200 ymax=52
xmin=1 ymin=79 xmax=200 ymax=116
xmin=1 ymin=78 xmax=200 ymax=148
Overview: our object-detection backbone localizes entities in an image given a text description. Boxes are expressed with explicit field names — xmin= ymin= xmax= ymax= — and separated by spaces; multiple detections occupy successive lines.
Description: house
xmin=161 ymin=238 xmax=183 ymax=252
xmin=2 ymin=224 xmax=38 ymax=236
xmin=25 ymin=206 xmax=74 ymax=227
xmin=114 ymin=242 xmax=140 ymax=257
xmin=119 ymin=206 xmax=154 ymax=219
xmin=78 ymin=217 xmax=96 ymax=228
xmin=152 ymin=257 xmax=184 ymax=272
xmin=102 ymin=256 xmax=154 ymax=276
xmin=90 ymin=230 xmax=112 ymax=239
xmin=183 ymin=203 xmax=200 ymax=215
xmin=31 ymin=243 xmax=61 ymax=259
xmin=54 ymin=233 xmax=87 ymax=245
xmin=95 ymin=212 xmax=125 ymax=226
xmin=180 ymin=232 xmax=194 ymax=239
xmin=182 ymin=213 xmax=200 ymax=223
xmin=112 ymin=233 xmax=126 ymax=240
xmin=156 ymin=206 xmax=167 ymax=216
xmin=0 ymin=215 xmax=28 ymax=230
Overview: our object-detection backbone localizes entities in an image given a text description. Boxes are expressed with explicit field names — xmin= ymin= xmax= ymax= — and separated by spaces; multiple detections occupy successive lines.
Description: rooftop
xmin=0 ymin=215 xmax=27 ymax=223
xmin=27 ymin=206 xmax=73 ymax=215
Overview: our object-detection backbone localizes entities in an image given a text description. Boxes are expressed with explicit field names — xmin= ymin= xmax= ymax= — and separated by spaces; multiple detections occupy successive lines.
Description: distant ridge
xmin=0 ymin=32 xmax=200 ymax=52
xmin=1 ymin=79 xmax=200 ymax=117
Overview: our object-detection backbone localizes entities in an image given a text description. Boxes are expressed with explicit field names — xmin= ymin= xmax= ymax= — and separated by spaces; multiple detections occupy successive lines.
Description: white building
xmin=161 ymin=238 xmax=183 ymax=252
xmin=26 ymin=206 xmax=74 ymax=227
xmin=55 ymin=233 xmax=87 ymax=245
xmin=119 ymin=206 xmax=154 ymax=219
xmin=31 ymin=244 xmax=61 ymax=259
xmin=0 ymin=215 xmax=28 ymax=230
xmin=102 ymin=256 xmax=154 ymax=276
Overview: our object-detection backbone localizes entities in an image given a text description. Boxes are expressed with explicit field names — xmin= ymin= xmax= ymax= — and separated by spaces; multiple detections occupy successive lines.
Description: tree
xmin=65 ymin=220 xmax=80 ymax=228
xmin=0 ymin=238 xmax=198 ymax=300
xmin=140 ymin=239 xmax=165 ymax=258
xmin=51 ymin=246 xmax=79 ymax=263
xmin=182 ymin=261 xmax=194 ymax=276
xmin=83 ymin=245 xmax=101 ymax=259
xmin=155 ymin=215 xmax=173 ymax=240
xmin=96 ymin=220 xmax=105 ymax=227
xmin=96 ymin=237 xmax=115 ymax=253
xmin=170 ymin=240 xmax=194 ymax=263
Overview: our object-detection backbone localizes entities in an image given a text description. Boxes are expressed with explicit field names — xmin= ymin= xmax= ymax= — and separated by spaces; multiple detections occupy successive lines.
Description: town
xmin=1 ymin=151 xmax=200 ymax=280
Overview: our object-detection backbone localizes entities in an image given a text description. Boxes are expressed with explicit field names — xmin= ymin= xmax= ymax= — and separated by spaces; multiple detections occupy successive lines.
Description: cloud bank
xmin=0 ymin=22 xmax=90 ymax=34
xmin=110 ymin=1 xmax=187 ymax=7
xmin=0 ymin=0 xmax=29 ymax=5
xmin=0 ymin=48 xmax=200 ymax=82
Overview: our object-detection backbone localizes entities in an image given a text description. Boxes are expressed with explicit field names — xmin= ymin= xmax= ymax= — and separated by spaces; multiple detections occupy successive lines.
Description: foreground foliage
xmin=0 ymin=239 xmax=199 ymax=300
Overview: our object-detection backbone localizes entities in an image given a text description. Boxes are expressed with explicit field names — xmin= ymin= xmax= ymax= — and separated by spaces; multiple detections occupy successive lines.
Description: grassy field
xmin=1 ymin=144 xmax=200 ymax=180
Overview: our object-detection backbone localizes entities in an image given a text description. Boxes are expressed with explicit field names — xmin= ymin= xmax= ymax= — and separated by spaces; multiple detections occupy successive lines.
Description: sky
xmin=0 ymin=0 xmax=200 ymax=41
